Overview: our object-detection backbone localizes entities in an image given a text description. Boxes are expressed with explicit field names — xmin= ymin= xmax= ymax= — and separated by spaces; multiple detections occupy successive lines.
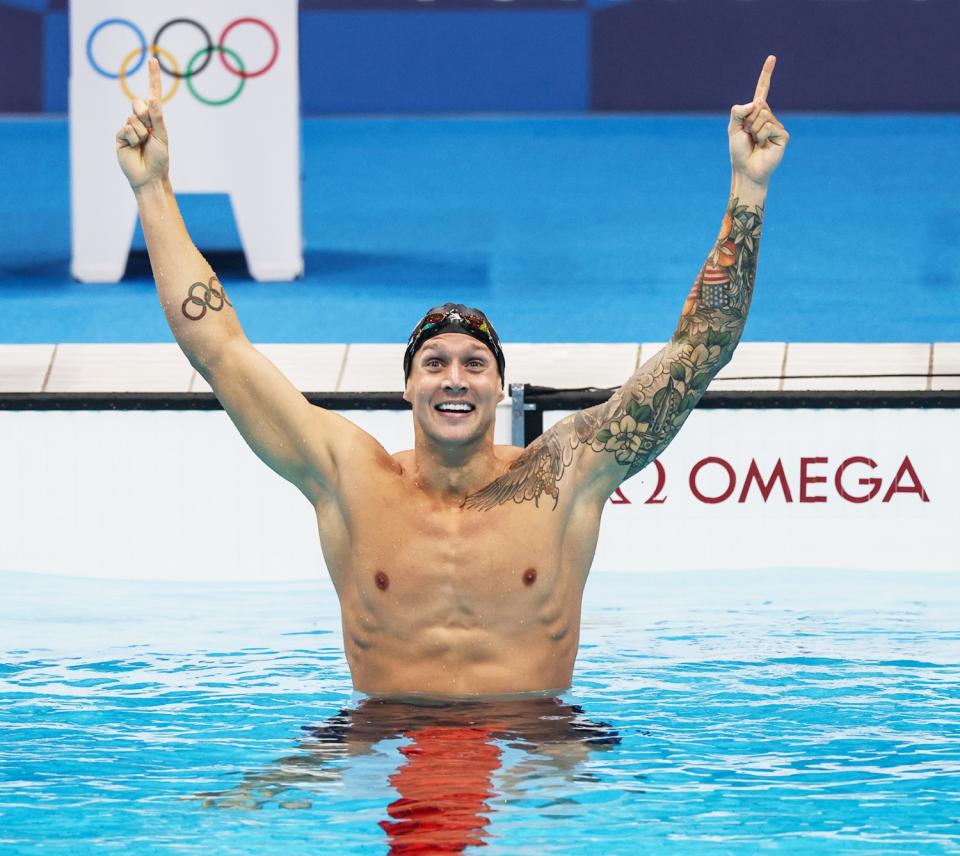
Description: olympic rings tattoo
xmin=181 ymin=277 xmax=233 ymax=321
xmin=86 ymin=17 xmax=279 ymax=106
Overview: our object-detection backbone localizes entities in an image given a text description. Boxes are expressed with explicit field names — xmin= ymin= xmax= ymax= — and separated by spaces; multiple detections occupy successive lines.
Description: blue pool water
xmin=2 ymin=115 xmax=959 ymax=344
xmin=3 ymin=569 xmax=959 ymax=854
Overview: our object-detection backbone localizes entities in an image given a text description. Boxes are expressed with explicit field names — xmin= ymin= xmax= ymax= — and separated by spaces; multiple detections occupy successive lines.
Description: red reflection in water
xmin=379 ymin=723 xmax=506 ymax=854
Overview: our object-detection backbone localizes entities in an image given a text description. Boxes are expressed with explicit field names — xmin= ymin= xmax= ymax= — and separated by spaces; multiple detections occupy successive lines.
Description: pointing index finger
xmin=149 ymin=56 xmax=162 ymax=103
xmin=753 ymin=54 xmax=776 ymax=103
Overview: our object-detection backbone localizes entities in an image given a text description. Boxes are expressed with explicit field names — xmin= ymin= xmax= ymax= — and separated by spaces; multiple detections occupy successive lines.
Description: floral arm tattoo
xmin=464 ymin=196 xmax=764 ymax=511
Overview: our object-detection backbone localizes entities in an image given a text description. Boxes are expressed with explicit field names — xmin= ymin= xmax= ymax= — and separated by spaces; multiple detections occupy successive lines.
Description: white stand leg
xmin=71 ymin=177 xmax=138 ymax=283
xmin=230 ymin=171 xmax=303 ymax=282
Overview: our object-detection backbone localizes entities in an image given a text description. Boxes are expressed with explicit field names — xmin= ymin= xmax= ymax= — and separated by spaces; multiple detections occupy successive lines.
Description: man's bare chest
xmin=353 ymin=489 xmax=559 ymax=584
xmin=318 ymin=470 xmax=578 ymax=601
xmin=315 ymin=466 xmax=601 ymax=682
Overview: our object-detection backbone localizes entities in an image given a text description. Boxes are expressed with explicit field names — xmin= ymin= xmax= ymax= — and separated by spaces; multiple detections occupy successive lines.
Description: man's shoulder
xmin=321 ymin=415 xmax=403 ymax=481
xmin=391 ymin=448 xmax=414 ymax=472
xmin=494 ymin=443 xmax=526 ymax=464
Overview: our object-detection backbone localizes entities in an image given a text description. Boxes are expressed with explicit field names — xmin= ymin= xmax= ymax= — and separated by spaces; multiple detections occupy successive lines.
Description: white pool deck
xmin=1 ymin=342 xmax=958 ymax=394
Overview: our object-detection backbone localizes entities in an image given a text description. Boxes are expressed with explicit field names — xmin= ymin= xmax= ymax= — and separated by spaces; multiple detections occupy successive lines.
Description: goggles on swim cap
xmin=403 ymin=303 xmax=505 ymax=386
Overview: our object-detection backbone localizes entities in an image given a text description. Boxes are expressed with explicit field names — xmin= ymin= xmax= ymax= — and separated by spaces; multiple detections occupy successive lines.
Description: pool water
xmin=3 ymin=569 xmax=959 ymax=854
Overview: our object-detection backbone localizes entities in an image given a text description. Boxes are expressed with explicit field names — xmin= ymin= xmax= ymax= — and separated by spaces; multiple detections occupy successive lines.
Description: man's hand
xmin=115 ymin=57 xmax=169 ymax=191
xmin=728 ymin=55 xmax=789 ymax=188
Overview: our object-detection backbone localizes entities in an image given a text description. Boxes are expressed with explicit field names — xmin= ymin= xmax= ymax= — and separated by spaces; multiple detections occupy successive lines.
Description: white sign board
xmin=70 ymin=2 xmax=302 ymax=282
xmin=0 ymin=409 xmax=955 ymax=581
xmin=545 ymin=408 xmax=958 ymax=574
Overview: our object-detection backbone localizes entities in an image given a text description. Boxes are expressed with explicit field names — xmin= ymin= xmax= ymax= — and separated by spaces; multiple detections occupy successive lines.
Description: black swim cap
xmin=403 ymin=304 xmax=505 ymax=386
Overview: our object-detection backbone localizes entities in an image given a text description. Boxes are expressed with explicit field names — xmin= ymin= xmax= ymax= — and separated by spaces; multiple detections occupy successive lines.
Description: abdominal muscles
xmin=342 ymin=567 xmax=581 ymax=696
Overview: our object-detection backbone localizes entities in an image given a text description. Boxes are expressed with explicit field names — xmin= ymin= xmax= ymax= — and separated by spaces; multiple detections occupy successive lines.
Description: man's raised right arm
xmin=116 ymin=58 xmax=350 ymax=503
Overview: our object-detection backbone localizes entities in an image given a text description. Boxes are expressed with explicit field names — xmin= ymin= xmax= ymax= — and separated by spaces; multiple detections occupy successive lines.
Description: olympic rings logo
xmin=86 ymin=17 xmax=279 ymax=107
xmin=182 ymin=277 xmax=233 ymax=321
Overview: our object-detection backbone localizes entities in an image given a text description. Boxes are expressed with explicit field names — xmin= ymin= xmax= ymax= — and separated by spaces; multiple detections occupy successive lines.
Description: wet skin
xmin=297 ymin=333 xmax=610 ymax=698
xmin=323 ymin=453 xmax=601 ymax=697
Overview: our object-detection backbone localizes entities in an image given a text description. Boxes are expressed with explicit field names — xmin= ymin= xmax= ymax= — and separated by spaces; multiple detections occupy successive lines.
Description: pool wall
xmin=1 ymin=402 xmax=954 ymax=581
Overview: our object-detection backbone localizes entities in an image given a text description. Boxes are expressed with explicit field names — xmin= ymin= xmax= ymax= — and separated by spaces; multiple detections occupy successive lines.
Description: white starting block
xmin=70 ymin=1 xmax=302 ymax=282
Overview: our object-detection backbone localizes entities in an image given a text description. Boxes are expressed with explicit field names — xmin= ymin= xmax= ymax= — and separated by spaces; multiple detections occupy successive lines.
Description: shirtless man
xmin=116 ymin=56 xmax=788 ymax=701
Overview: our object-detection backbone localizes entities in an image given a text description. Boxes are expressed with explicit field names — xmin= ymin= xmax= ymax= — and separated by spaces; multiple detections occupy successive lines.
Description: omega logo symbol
xmin=611 ymin=455 xmax=929 ymax=506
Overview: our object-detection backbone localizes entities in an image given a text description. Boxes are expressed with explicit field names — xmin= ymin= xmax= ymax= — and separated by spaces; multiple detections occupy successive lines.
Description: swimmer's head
xmin=404 ymin=304 xmax=505 ymax=387
xmin=403 ymin=304 xmax=505 ymax=446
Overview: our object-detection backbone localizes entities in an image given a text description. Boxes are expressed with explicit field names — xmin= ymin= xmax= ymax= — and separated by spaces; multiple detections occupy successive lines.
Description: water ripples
xmin=2 ymin=569 xmax=959 ymax=854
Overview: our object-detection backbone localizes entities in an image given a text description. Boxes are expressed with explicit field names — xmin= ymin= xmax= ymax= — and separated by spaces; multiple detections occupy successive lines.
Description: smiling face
xmin=403 ymin=333 xmax=504 ymax=449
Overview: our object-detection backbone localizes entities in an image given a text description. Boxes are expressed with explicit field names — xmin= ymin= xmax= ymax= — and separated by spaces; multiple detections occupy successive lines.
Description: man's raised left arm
xmin=574 ymin=55 xmax=790 ymax=500
xmin=464 ymin=56 xmax=789 ymax=512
